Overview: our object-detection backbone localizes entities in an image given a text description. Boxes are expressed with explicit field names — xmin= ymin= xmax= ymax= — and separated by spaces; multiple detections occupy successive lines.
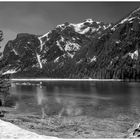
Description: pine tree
xmin=0 ymin=30 xmax=11 ymax=116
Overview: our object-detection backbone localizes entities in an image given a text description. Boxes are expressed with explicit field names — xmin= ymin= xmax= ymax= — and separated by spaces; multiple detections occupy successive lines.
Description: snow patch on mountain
xmin=78 ymin=27 xmax=90 ymax=34
xmin=67 ymin=52 xmax=74 ymax=58
xmin=54 ymin=57 xmax=60 ymax=63
xmin=71 ymin=22 xmax=85 ymax=34
xmin=56 ymin=40 xmax=63 ymax=51
xmin=85 ymin=18 xmax=93 ymax=23
xmin=60 ymin=36 xmax=65 ymax=42
xmin=38 ymin=32 xmax=50 ymax=51
xmin=132 ymin=7 xmax=140 ymax=14
xmin=12 ymin=49 xmax=18 ymax=55
xmin=111 ymin=7 xmax=140 ymax=31
xmin=65 ymin=41 xmax=81 ymax=52
xmin=2 ymin=69 xmax=17 ymax=75
xmin=129 ymin=50 xmax=139 ymax=60
xmin=90 ymin=56 xmax=97 ymax=62
xmin=70 ymin=19 xmax=109 ymax=35
xmin=116 ymin=40 xmax=121 ymax=44
xmin=36 ymin=53 xmax=43 ymax=69
xmin=76 ymin=59 xmax=83 ymax=64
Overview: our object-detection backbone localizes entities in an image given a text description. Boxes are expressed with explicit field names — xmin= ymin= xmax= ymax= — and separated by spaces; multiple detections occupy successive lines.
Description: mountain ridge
xmin=1 ymin=7 xmax=140 ymax=79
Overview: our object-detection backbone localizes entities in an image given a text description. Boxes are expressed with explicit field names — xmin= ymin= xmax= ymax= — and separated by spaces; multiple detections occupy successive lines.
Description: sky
xmin=0 ymin=1 xmax=140 ymax=51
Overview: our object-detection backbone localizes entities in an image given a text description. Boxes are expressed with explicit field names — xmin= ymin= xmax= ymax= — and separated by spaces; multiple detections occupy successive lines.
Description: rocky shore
xmin=0 ymin=106 xmax=139 ymax=138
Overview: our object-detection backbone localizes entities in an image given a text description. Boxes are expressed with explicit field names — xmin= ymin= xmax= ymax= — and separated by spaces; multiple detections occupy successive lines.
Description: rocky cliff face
xmin=70 ymin=7 xmax=140 ymax=79
xmin=2 ymin=19 xmax=111 ymax=78
xmin=2 ymin=8 xmax=140 ymax=79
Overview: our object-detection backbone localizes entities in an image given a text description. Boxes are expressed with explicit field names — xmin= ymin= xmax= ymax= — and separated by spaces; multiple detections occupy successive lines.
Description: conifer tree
xmin=0 ymin=30 xmax=11 ymax=111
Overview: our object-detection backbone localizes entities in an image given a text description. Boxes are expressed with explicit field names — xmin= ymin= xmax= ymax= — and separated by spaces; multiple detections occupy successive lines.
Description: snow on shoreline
xmin=0 ymin=119 xmax=57 ymax=139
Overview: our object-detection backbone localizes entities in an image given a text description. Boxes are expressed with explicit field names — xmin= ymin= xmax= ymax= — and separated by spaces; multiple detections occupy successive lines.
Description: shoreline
xmin=0 ymin=117 xmax=56 ymax=139
xmin=11 ymin=78 xmax=122 ymax=82
xmin=0 ymin=106 xmax=136 ymax=138
xmin=1 ymin=79 xmax=140 ymax=138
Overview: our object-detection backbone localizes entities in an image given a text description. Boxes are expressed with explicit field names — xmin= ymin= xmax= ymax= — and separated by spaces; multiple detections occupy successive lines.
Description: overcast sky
xmin=0 ymin=2 xmax=140 ymax=51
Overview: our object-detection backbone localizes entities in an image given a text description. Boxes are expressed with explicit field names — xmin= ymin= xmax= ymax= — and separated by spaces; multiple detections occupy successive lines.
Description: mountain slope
xmin=2 ymin=19 xmax=111 ymax=78
xmin=2 ymin=7 xmax=140 ymax=79
xmin=69 ymin=7 xmax=140 ymax=79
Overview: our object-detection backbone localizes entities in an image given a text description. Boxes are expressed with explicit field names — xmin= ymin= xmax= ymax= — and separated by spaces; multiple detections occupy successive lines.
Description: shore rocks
xmin=128 ymin=123 xmax=140 ymax=138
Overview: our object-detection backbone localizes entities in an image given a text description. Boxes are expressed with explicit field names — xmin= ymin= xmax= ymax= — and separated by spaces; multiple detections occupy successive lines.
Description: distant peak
xmin=84 ymin=18 xmax=93 ymax=23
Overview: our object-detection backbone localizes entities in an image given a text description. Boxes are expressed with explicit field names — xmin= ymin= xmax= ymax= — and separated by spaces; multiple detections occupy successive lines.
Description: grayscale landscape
xmin=0 ymin=1 xmax=140 ymax=138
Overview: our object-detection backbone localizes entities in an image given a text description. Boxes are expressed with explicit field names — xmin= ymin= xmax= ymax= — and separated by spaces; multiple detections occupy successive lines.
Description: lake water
xmin=8 ymin=81 xmax=140 ymax=121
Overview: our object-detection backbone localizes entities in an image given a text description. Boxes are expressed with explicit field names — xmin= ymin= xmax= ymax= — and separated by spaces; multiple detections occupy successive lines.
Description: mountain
xmin=69 ymin=7 xmax=140 ymax=80
xmin=2 ymin=19 xmax=111 ymax=78
xmin=2 ymin=7 xmax=140 ymax=80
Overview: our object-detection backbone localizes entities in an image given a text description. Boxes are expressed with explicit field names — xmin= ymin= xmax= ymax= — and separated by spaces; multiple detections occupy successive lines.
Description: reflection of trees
xmin=43 ymin=81 xmax=92 ymax=94
xmin=93 ymin=82 xmax=133 ymax=118
xmin=0 ymin=74 xmax=13 ymax=107
xmin=12 ymin=85 xmax=37 ymax=112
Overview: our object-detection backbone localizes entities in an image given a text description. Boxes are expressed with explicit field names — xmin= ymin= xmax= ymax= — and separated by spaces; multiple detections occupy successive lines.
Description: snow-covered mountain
xmin=2 ymin=7 xmax=140 ymax=79
xmin=2 ymin=19 xmax=111 ymax=78
xmin=70 ymin=7 xmax=140 ymax=79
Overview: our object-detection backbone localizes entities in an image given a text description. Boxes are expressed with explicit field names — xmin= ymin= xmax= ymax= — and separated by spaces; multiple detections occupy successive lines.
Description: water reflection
xmin=5 ymin=81 xmax=140 ymax=120
xmin=36 ymin=83 xmax=83 ymax=118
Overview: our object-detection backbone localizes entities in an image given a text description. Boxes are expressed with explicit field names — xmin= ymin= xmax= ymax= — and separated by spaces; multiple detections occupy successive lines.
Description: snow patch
xmin=38 ymin=32 xmax=50 ymax=51
xmin=129 ymin=50 xmax=138 ymax=60
xmin=56 ymin=24 xmax=65 ymax=29
xmin=76 ymin=59 xmax=83 ymax=64
xmin=54 ymin=57 xmax=60 ymax=63
xmin=110 ymin=61 xmax=113 ymax=65
xmin=60 ymin=36 xmax=65 ymax=42
xmin=91 ymin=28 xmax=97 ymax=32
xmin=71 ymin=22 xmax=85 ymax=33
xmin=78 ymin=27 xmax=90 ymax=34
xmin=2 ymin=69 xmax=17 ymax=75
xmin=72 ymin=37 xmax=76 ymax=41
xmin=111 ymin=8 xmax=140 ymax=31
xmin=96 ymin=21 xmax=101 ymax=24
xmin=85 ymin=19 xmax=93 ymax=24
xmin=56 ymin=41 xmax=63 ymax=51
xmin=120 ymin=18 xmax=129 ymax=24
xmin=132 ymin=7 xmax=140 ymax=14
xmin=42 ymin=59 xmax=47 ymax=64
xmin=36 ymin=53 xmax=43 ymax=69
xmin=12 ymin=49 xmax=18 ymax=55
xmin=65 ymin=41 xmax=81 ymax=52
xmin=115 ymin=40 xmax=121 ymax=44
xmin=67 ymin=52 xmax=74 ymax=58
xmin=128 ymin=17 xmax=136 ymax=21
xmin=90 ymin=56 xmax=97 ymax=62
xmin=27 ymin=41 xmax=31 ymax=44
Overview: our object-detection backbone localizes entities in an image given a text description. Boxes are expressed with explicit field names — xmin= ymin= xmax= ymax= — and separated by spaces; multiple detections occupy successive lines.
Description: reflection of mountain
xmin=6 ymin=81 xmax=140 ymax=122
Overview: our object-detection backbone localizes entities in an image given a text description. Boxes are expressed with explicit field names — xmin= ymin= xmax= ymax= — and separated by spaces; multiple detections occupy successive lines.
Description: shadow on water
xmin=4 ymin=81 xmax=140 ymax=120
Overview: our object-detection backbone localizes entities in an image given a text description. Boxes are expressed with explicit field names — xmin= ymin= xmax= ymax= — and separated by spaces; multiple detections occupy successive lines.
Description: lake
xmin=2 ymin=80 xmax=140 ymax=138
xmin=8 ymin=80 xmax=140 ymax=120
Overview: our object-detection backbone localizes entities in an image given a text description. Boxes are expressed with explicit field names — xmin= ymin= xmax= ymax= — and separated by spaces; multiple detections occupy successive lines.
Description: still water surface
xmin=9 ymin=81 xmax=140 ymax=120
